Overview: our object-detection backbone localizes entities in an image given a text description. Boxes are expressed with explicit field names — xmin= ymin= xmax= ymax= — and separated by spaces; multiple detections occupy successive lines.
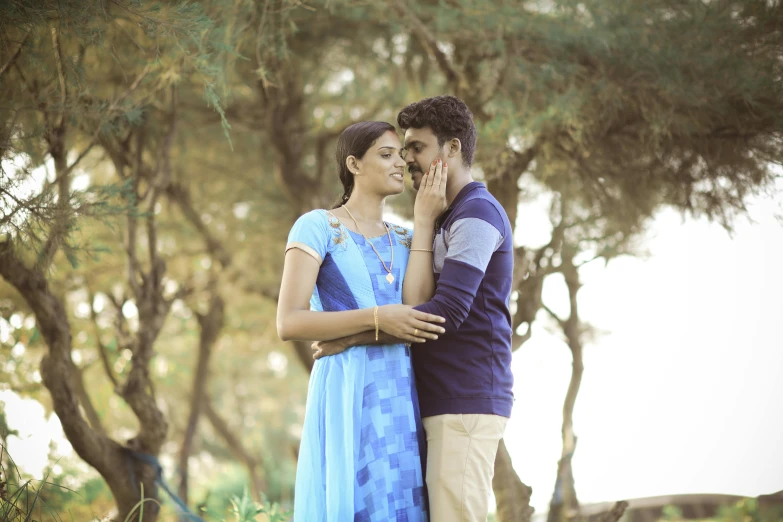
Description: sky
xmin=504 ymin=186 xmax=783 ymax=511
xmin=2 ymin=183 xmax=782 ymax=515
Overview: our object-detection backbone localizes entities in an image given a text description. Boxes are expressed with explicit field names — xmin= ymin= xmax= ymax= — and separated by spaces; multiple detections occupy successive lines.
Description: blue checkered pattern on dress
xmin=348 ymin=230 xmax=427 ymax=522
xmin=291 ymin=211 xmax=427 ymax=522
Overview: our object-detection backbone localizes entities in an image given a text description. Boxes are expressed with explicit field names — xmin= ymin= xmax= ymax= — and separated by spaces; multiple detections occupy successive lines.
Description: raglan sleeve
xmin=413 ymin=199 xmax=505 ymax=334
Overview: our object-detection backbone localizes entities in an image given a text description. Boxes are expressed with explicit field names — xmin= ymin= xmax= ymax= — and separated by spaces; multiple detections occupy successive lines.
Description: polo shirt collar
xmin=435 ymin=181 xmax=484 ymax=231
xmin=450 ymin=181 xmax=483 ymax=208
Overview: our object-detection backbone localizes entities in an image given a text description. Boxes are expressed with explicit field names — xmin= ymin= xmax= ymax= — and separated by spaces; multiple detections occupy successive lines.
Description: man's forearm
xmin=340 ymin=330 xmax=404 ymax=348
xmin=312 ymin=330 xmax=408 ymax=361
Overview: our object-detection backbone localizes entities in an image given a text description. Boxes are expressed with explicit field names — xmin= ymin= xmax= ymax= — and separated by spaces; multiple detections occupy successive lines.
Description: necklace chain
xmin=342 ymin=205 xmax=395 ymax=283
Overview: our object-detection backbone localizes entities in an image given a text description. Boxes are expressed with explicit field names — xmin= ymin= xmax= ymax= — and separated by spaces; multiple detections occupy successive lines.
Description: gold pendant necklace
xmin=342 ymin=205 xmax=395 ymax=284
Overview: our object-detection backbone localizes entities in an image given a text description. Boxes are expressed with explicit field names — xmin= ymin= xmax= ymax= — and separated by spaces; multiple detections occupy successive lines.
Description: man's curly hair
xmin=397 ymin=95 xmax=477 ymax=167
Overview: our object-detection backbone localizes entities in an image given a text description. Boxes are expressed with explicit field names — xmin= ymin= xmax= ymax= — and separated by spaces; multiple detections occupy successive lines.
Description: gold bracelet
xmin=410 ymin=248 xmax=434 ymax=252
xmin=373 ymin=306 xmax=379 ymax=341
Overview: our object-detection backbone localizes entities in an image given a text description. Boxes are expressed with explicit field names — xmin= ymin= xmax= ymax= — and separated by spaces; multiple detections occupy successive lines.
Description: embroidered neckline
xmin=322 ymin=210 xmax=392 ymax=240
xmin=320 ymin=209 xmax=410 ymax=249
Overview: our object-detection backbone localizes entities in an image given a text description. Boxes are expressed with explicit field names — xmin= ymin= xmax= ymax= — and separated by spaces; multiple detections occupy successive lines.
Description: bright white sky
xmin=2 ymin=181 xmax=782 ymax=514
xmin=505 ymin=185 xmax=783 ymax=511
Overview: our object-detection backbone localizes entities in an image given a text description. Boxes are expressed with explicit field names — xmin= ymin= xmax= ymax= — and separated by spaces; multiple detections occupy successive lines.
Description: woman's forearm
xmin=277 ymin=308 xmax=375 ymax=342
xmin=402 ymin=220 xmax=437 ymax=306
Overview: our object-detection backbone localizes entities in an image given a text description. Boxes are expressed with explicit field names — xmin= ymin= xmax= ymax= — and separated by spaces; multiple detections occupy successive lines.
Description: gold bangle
xmin=410 ymin=248 xmax=434 ymax=252
xmin=373 ymin=306 xmax=379 ymax=341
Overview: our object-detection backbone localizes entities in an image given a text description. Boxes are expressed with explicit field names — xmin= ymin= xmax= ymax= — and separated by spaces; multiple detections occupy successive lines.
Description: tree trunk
xmin=484 ymin=147 xmax=538 ymax=522
xmin=178 ymin=290 xmax=225 ymax=509
xmin=0 ymin=241 xmax=162 ymax=521
xmin=546 ymin=346 xmax=583 ymax=522
xmin=547 ymin=258 xmax=584 ymax=522
xmin=493 ymin=439 xmax=535 ymax=522
xmin=0 ymin=106 xmax=178 ymax=520
xmin=486 ymin=163 xmax=520 ymax=234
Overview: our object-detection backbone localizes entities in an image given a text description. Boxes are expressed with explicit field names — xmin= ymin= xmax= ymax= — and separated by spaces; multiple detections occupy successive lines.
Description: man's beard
xmin=410 ymin=169 xmax=423 ymax=190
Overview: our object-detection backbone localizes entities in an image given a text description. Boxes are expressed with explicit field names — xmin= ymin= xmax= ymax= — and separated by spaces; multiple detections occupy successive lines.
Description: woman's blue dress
xmin=288 ymin=209 xmax=428 ymax=522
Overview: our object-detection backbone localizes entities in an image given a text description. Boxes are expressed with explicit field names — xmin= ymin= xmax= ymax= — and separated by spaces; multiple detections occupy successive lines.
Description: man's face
xmin=403 ymin=127 xmax=444 ymax=191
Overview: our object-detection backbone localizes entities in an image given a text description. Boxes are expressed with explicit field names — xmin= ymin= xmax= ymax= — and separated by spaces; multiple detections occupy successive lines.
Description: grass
xmin=0 ymin=443 xmax=291 ymax=522
xmin=0 ymin=442 xmax=73 ymax=522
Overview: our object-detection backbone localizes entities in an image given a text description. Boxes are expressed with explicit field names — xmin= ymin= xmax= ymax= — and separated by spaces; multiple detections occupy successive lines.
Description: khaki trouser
xmin=423 ymin=414 xmax=508 ymax=522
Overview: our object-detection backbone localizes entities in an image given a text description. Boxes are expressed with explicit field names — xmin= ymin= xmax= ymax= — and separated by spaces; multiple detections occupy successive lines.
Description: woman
xmin=277 ymin=121 xmax=448 ymax=521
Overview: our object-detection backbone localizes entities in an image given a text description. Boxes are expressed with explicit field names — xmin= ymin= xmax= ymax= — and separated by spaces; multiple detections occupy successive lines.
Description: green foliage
xmin=714 ymin=498 xmax=783 ymax=522
xmin=0 ymin=445 xmax=63 ymax=522
xmin=2 ymin=1 xmax=782 ymax=520
xmin=1 ymin=0 xmax=238 ymax=258
xmin=228 ymin=488 xmax=290 ymax=522
xmin=0 ymin=442 xmax=290 ymax=521
xmin=122 ymin=483 xmax=162 ymax=522
xmin=662 ymin=504 xmax=684 ymax=521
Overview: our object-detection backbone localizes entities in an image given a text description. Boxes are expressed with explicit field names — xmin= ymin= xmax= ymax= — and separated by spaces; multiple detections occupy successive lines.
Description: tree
xmin=0 ymin=2 xmax=238 ymax=519
xmin=2 ymin=1 xmax=781 ymax=520
xmin=374 ymin=1 xmax=782 ymax=520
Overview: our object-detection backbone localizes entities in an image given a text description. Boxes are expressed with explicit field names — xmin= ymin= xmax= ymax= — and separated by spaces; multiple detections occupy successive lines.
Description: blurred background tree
xmin=1 ymin=0 xmax=781 ymax=521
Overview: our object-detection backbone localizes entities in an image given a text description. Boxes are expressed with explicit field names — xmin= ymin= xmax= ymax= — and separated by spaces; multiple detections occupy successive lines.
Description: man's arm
xmin=311 ymin=328 xmax=436 ymax=360
xmin=414 ymin=213 xmax=502 ymax=334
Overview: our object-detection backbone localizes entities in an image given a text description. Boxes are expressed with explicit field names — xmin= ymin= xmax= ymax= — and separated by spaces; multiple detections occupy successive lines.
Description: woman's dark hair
xmin=397 ymin=95 xmax=477 ymax=167
xmin=332 ymin=121 xmax=396 ymax=208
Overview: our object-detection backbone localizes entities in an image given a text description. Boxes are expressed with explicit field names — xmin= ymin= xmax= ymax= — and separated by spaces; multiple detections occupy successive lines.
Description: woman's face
xmin=351 ymin=131 xmax=406 ymax=196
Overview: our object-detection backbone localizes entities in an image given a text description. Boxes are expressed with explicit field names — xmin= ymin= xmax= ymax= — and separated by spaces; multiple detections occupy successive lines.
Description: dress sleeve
xmin=285 ymin=210 xmax=330 ymax=265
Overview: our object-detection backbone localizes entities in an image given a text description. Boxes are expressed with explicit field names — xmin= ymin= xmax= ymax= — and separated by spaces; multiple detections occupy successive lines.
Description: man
xmin=313 ymin=95 xmax=514 ymax=522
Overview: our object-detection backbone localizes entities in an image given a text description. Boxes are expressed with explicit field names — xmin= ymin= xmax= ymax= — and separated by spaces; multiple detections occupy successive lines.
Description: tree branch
xmin=178 ymin=285 xmax=224 ymax=506
xmin=124 ymin=128 xmax=144 ymax=298
xmin=542 ymin=302 xmax=566 ymax=329
xmin=71 ymin=364 xmax=107 ymax=436
xmin=166 ymin=183 xmax=231 ymax=268
xmin=203 ymin=399 xmax=266 ymax=499
xmin=0 ymin=30 xmax=30 ymax=80
xmin=39 ymin=26 xmax=71 ymax=271
xmin=512 ymin=323 xmax=532 ymax=352
xmin=143 ymin=89 xmax=177 ymax=300
xmin=50 ymin=26 xmax=67 ymax=130
xmin=386 ymin=0 xmax=463 ymax=89
xmin=116 ymin=124 xmax=171 ymax=454
xmin=165 ymin=182 xmax=281 ymax=302
xmin=87 ymin=288 xmax=120 ymax=389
